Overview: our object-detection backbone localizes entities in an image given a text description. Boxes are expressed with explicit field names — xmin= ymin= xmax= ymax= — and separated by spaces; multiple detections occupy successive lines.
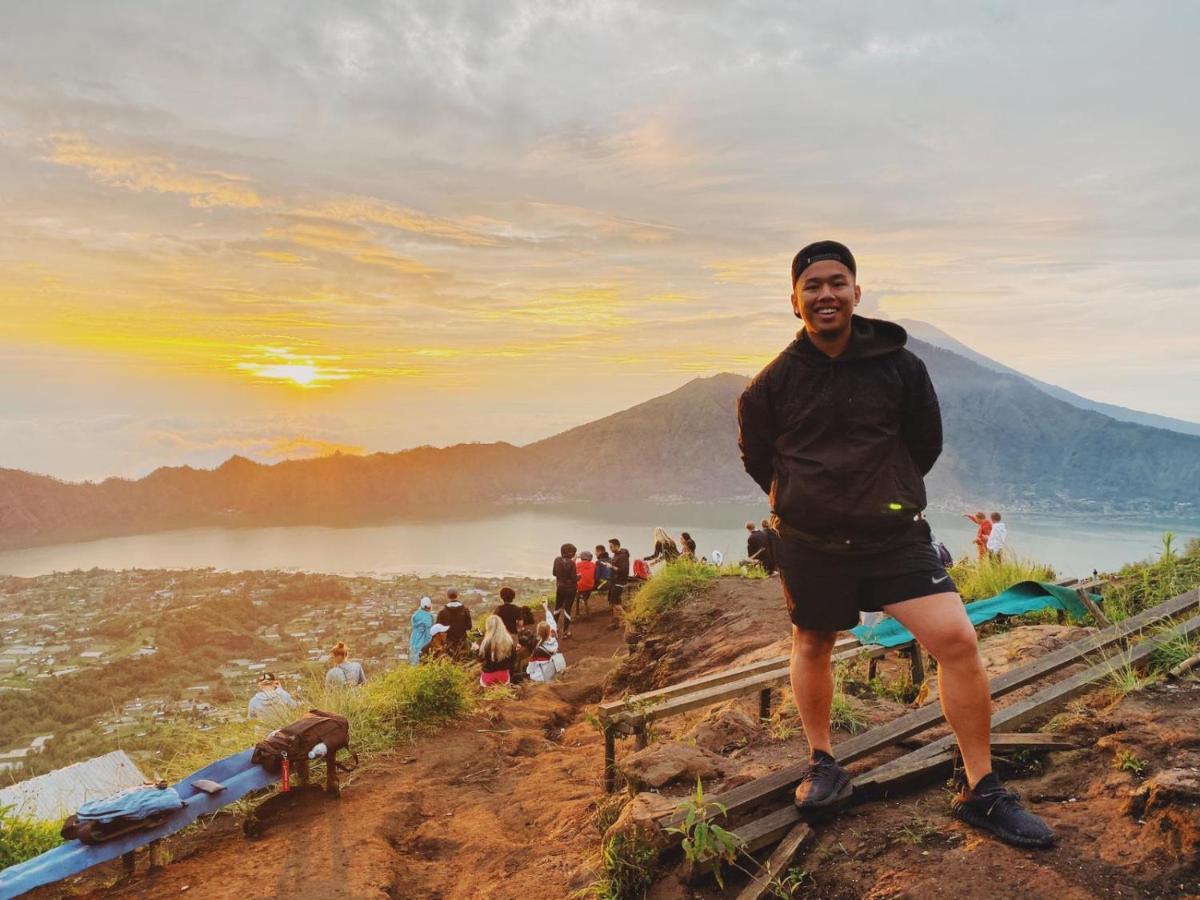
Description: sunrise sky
xmin=3 ymin=1 xmax=1198 ymax=481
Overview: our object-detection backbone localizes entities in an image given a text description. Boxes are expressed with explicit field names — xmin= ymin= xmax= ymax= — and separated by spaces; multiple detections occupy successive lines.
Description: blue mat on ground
xmin=851 ymin=580 xmax=1094 ymax=649
xmin=0 ymin=749 xmax=278 ymax=899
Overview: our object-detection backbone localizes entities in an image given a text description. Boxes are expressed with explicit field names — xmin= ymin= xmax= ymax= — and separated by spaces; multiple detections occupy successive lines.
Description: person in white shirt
xmin=325 ymin=641 xmax=367 ymax=687
xmin=247 ymin=672 xmax=297 ymax=719
xmin=986 ymin=512 xmax=1007 ymax=558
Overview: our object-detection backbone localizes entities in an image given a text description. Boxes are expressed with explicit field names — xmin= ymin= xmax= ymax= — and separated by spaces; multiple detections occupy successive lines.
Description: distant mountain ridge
xmin=2 ymin=334 xmax=1198 ymax=551
xmin=898 ymin=319 xmax=1200 ymax=437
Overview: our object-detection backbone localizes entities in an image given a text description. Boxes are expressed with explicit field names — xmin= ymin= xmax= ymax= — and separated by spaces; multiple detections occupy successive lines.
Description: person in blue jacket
xmin=409 ymin=596 xmax=435 ymax=665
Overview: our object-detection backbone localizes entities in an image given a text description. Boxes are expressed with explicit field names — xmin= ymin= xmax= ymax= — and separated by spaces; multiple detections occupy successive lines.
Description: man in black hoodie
xmin=737 ymin=241 xmax=1053 ymax=850
xmin=606 ymin=538 xmax=630 ymax=629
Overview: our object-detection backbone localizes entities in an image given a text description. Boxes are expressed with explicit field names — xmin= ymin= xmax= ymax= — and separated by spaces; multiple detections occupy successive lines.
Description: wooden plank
xmin=1169 ymin=652 xmax=1200 ymax=678
xmin=597 ymin=636 xmax=864 ymax=719
xmin=860 ymin=610 xmax=1200 ymax=787
xmin=988 ymin=732 xmax=1081 ymax=751
xmin=1076 ymin=588 xmax=1111 ymax=628
xmin=665 ymin=588 xmax=1198 ymax=825
xmin=735 ymin=821 xmax=816 ymax=900
xmin=729 ymin=751 xmax=956 ymax=852
xmin=618 ymin=644 xmax=881 ymax=727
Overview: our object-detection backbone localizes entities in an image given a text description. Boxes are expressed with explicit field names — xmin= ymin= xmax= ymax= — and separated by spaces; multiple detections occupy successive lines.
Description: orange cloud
xmin=44 ymin=133 xmax=264 ymax=208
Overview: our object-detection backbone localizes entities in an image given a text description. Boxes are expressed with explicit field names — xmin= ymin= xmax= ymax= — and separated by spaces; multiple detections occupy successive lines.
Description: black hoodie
xmin=737 ymin=316 xmax=942 ymax=552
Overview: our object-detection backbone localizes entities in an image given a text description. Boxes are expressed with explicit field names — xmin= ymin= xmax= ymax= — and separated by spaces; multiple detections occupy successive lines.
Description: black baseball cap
xmin=791 ymin=240 xmax=856 ymax=285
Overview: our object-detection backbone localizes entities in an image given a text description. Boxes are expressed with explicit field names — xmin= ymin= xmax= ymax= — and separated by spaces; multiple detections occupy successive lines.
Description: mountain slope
xmin=898 ymin=318 xmax=1200 ymax=437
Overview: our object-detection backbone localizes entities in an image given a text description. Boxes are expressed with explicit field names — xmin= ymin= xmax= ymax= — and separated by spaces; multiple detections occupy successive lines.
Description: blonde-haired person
xmin=476 ymin=614 xmax=516 ymax=687
xmin=325 ymin=641 xmax=366 ymax=687
xmin=644 ymin=526 xmax=679 ymax=565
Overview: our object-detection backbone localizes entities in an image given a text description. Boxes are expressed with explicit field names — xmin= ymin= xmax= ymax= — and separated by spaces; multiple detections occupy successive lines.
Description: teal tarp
xmin=851 ymin=581 xmax=1093 ymax=648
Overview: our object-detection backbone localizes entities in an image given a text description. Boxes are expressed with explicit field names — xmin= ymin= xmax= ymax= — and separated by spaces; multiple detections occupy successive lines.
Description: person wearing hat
xmin=736 ymin=240 xmax=1054 ymax=849
xmin=435 ymin=588 xmax=473 ymax=658
xmin=246 ymin=672 xmax=297 ymax=720
xmin=409 ymin=596 xmax=435 ymax=665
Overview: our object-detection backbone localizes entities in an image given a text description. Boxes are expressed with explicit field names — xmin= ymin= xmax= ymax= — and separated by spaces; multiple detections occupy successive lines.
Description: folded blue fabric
xmin=75 ymin=786 xmax=184 ymax=824
xmin=852 ymin=581 xmax=1094 ymax=648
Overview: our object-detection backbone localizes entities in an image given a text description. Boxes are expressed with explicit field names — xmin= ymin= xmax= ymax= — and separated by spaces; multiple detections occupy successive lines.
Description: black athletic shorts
xmin=608 ymin=582 xmax=626 ymax=606
xmin=769 ymin=526 xmax=957 ymax=632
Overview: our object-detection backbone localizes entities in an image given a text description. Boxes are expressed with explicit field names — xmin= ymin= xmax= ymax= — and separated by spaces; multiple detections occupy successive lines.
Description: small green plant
xmin=894 ymin=815 xmax=943 ymax=846
xmin=0 ymin=806 xmax=64 ymax=869
xmin=1148 ymin=617 xmax=1200 ymax=674
xmin=1101 ymin=650 xmax=1150 ymax=698
xmin=666 ymin=779 xmax=744 ymax=889
xmin=593 ymin=796 xmax=627 ymax=836
xmin=1113 ymin=749 xmax=1148 ymax=776
xmin=587 ymin=829 xmax=659 ymax=899
xmin=830 ymin=666 xmax=867 ymax=734
xmin=769 ymin=865 xmax=811 ymax=898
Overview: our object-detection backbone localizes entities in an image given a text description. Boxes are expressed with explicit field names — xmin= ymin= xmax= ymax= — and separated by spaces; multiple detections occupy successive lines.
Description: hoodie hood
xmin=787 ymin=315 xmax=907 ymax=364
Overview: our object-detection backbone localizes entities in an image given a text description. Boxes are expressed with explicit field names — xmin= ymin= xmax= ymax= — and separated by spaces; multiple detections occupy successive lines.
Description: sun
xmin=234 ymin=349 xmax=354 ymax=389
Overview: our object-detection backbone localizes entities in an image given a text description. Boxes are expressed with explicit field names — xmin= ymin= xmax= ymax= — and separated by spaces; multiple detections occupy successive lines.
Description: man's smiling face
xmin=792 ymin=259 xmax=861 ymax=339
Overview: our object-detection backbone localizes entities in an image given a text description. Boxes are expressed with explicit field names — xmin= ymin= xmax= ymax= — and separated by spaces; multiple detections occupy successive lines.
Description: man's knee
xmin=926 ymin=624 xmax=980 ymax=666
xmin=791 ymin=627 xmax=838 ymax=661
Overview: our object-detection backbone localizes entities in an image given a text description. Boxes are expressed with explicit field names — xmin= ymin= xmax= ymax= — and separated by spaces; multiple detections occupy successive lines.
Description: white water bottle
xmin=308 ymin=742 xmax=327 ymax=759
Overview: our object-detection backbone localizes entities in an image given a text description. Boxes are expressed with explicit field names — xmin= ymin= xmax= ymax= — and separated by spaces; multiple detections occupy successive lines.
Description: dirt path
xmin=75 ymin=613 xmax=627 ymax=900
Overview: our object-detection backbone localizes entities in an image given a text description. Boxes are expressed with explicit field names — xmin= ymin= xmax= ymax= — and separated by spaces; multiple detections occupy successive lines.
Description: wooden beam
xmin=597 ymin=636 xmax=863 ymax=720
xmin=1075 ymin=588 xmax=1111 ymax=628
xmin=735 ymin=821 xmax=816 ymax=900
xmin=1169 ymin=652 xmax=1200 ymax=679
xmin=665 ymin=588 xmax=1198 ymax=826
xmin=988 ymin=732 xmax=1081 ymax=751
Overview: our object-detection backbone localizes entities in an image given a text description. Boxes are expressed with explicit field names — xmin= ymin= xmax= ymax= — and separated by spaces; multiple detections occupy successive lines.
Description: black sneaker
xmin=794 ymin=750 xmax=854 ymax=809
xmin=951 ymin=773 xmax=1055 ymax=849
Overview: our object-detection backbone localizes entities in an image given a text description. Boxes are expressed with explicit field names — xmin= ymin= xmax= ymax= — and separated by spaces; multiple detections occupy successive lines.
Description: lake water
xmin=1 ymin=503 xmax=1196 ymax=581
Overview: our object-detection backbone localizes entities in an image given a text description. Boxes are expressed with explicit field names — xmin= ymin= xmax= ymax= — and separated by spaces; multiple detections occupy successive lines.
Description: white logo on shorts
xmin=931 ymin=574 xmax=950 ymax=585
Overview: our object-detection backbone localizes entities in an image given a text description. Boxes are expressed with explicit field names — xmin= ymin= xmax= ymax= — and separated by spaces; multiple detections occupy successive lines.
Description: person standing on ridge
xmin=737 ymin=240 xmax=1054 ymax=849
xmin=552 ymin=544 xmax=578 ymax=638
xmin=606 ymin=538 xmax=630 ymax=629
xmin=964 ymin=511 xmax=992 ymax=560
xmin=986 ymin=512 xmax=1008 ymax=558
xmin=436 ymin=588 xmax=472 ymax=658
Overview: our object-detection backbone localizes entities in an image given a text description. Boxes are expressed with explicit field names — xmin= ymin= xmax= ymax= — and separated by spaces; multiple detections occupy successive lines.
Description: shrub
xmin=0 ymin=806 xmax=63 ymax=869
xmin=948 ymin=554 xmax=1055 ymax=602
xmin=624 ymin=559 xmax=724 ymax=631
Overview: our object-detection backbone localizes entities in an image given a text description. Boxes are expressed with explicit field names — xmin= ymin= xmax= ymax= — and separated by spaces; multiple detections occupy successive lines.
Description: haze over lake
xmin=0 ymin=503 xmax=1195 ymax=582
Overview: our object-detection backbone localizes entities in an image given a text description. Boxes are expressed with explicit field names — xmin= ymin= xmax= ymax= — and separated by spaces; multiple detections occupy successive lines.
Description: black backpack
xmin=251 ymin=709 xmax=353 ymax=774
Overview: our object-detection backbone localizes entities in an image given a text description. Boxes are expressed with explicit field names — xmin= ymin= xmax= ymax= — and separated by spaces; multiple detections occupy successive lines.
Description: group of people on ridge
xmin=964 ymin=510 xmax=1008 ymax=559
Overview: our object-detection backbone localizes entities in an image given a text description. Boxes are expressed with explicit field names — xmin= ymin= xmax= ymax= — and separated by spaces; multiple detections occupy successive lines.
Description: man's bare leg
xmin=789 ymin=626 xmax=838 ymax=755
xmin=881 ymin=592 xmax=992 ymax=786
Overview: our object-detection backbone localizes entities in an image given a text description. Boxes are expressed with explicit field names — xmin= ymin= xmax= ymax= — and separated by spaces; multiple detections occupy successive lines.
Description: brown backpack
xmin=251 ymin=709 xmax=352 ymax=774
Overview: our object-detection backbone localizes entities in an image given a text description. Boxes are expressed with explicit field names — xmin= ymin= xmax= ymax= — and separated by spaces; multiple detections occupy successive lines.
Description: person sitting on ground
xmin=526 ymin=621 xmax=560 ymax=683
xmin=964 ymin=511 xmax=992 ymax=560
xmin=247 ymin=672 xmax=297 ymax=719
xmin=679 ymin=531 xmax=697 ymax=559
xmin=607 ymin=537 xmax=630 ymax=629
xmin=644 ymin=527 xmax=680 ymax=564
xmin=496 ymin=588 xmax=535 ymax=638
xmin=575 ymin=550 xmax=596 ymax=617
xmin=986 ymin=512 xmax=1007 ymax=559
xmin=476 ymin=614 xmax=516 ymax=687
xmin=426 ymin=623 xmax=450 ymax=658
xmin=552 ymin=543 xmax=578 ymax=638
xmin=325 ymin=641 xmax=366 ymax=687
xmin=436 ymin=588 xmax=473 ymax=657
xmin=409 ymin=596 xmax=435 ymax=665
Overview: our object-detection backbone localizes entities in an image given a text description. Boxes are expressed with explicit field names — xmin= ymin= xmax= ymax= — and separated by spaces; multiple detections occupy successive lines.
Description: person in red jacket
xmin=575 ymin=550 xmax=597 ymax=618
xmin=964 ymin=511 xmax=992 ymax=560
